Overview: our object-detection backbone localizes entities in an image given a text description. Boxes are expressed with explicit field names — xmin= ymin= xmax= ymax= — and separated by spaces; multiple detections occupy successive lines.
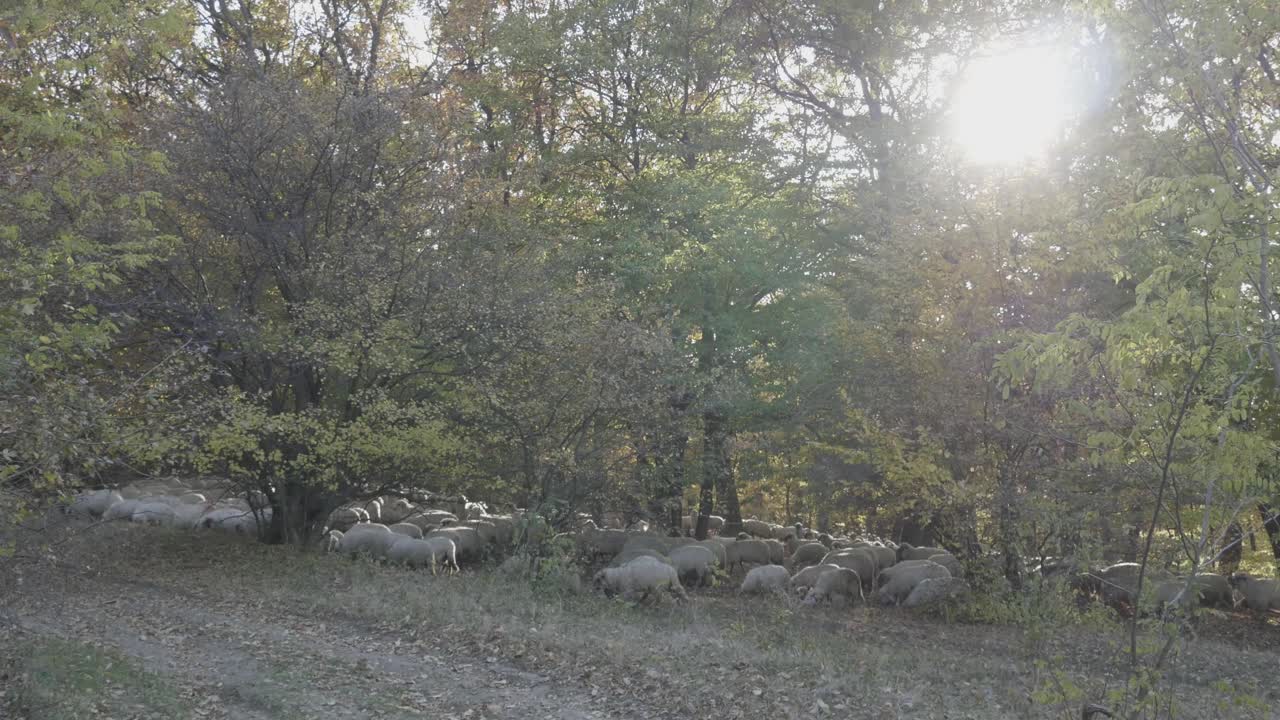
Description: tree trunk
xmin=694 ymin=481 xmax=714 ymax=540
xmin=996 ymin=467 xmax=1022 ymax=590
xmin=1260 ymin=503 xmax=1280 ymax=565
xmin=715 ymin=426 xmax=742 ymax=537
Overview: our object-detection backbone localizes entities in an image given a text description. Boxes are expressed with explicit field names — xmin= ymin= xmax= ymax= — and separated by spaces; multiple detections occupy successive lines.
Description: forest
xmin=2 ymin=0 xmax=1279 ymax=717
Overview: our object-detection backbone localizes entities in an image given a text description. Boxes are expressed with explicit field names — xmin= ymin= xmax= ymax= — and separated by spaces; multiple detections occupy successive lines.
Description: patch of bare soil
xmin=2 ymin=565 xmax=625 ymax=720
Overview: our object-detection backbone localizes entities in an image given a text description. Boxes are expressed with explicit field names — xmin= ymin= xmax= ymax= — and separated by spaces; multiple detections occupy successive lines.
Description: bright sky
xmin=948 ymin=43 xmax=1074 ymax=165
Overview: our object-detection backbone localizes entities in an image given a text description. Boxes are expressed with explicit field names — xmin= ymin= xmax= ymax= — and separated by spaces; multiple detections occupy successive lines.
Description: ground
xmin=2 ymin=523 xmax=1277 ymax=719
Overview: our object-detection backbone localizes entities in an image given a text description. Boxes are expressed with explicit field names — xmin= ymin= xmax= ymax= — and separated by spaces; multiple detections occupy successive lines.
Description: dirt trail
xmin=4 ymin=567 xmax=631 ymax=720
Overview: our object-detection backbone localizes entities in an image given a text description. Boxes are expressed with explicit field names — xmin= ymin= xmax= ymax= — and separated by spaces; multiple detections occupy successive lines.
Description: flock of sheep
xmin=61 ymin=481 xmax=1280 ymax=617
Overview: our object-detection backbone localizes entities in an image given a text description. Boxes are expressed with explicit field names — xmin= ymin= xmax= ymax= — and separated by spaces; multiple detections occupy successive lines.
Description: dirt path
xmin=4 ymin=567 xmax=630 ymax=720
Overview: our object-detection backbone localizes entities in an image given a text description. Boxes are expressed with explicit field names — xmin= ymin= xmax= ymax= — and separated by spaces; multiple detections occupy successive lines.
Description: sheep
xmin=327 ymin=506 xmax=367 ymax=532
xmin=130 ymin=502 xmax=176 ymax=526
xmin=426 ymin=526 xmax=483 ymax=562
xmin=790 ymin=563 xmax=841 ymax=595
xmin=817 ymin=533 xmax=834 ymax=548
xmin=119 ymin=486 xmax=143 ymax=500
xmin=874 ymin=560 xmax=951 ymax=606
xmin=668 ymin=544 xmax=717 ymax=587
xmin=177 ymin=492 xmax=207 ymax=505
xmin=389 ymin=522 xmax=424 ymax=539
xmin=479 ymin=514 xmax=516 ymax=546
xmin=380 ymin=498 xmax=416 ymax=524
xmin=462 ymin=501 xmax=488 ymax=521
xmin=1082 ymin=562 xmax=1145 ymax=609
xmin=403 ymin=509 xmax=458 ymax=531
xmin=171 ymin=502 xmax=209 ymax=530
xmin=621 ymin=534 xmax=670 ymax=556
xmin=772 ymin=524 xmax=798 ymax=541
xmin=609 ymin=548 xmax=670 ymax=567
xmin=790 ymin=542 xmax=829 ymax=569
xmin=763 ymin=539 xmax=786 ymax=565
xmin=387 ymin=536 xmax=459 ymax=574
xmin=928 ymin=553 xmax=963 ymax=578
xmin=1151 ymin=574 xmax=1233 ymax=610
xmin=903 ymin=577 xmax=971 ymax=609
xmin=726 ymin=539 xmax=772 ymax=572
xmin=1230 ymin=574 xmax=1280 ymax=612
xmin=65 ymin=489 xmax=123 ymax=517
xmin=323 ymin=529 xmax=344 ymax=553
xmin=576 ymin=528 xmax=628 ymax=561
xmin=740 ymin=564 xmax=790 ymax=595
xmin=896 ymin=543 xmax=947 ymax=562
xmin=692 ymin=539 xmax=727 ymax=568
xmin=867 ymin=545 xmax=897 ymax=572
xmin=462 ymin=519 xmax=499 ymax=545
xmin=707 ymin=515 xmax=725 ymax=532
xmin=742 ymin=519 xmax=773 ymax=538
xmin=363 ymin=498 xmax=383 ymax=523
xmin=821 ymin=548 xmax=877 ymax=589
xmin=803 ymin=568 xmax=863 ymax=606
xmin=593 ymin=556 xmax=687 ymax=603
xmin=338 ymin=523 xmax=398 ymax=560
xmin=102 ymin=498 xmax=139 ymax=522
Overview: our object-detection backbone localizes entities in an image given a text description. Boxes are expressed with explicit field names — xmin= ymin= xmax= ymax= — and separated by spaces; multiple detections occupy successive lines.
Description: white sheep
xmin=726 ymin=539 xmax=772 ymax=573
xmin=875 ymin=560 xmax=951 ymax=606
xmin=338 ymin=523 xmax=398 ymax=560
xmin=425 ymin=526 xmax=483 ymax=562
xmin=130 ymin=501 xmax=176 ymax=526
xmin=803 ymin=567 xmax=863 ymax=606
xmin=389 ymin=522 xmax=424 ymax=539
xmin=65 ymin=489 xmax=123 ymax=517
xmin=1231 ymin=574 xmax=1280 ymax=612
xmin=668 ymin=544 xmax=717 ymax=587
xmin=821 ymin=548 xmax=877 ymax=588
xmin=322 ymin=529 xmax=344 ymax=553
xmin=790 ymin=563 xmax=841 ymax=595
xmin=170 ymin=502 xmax=210 ymax=530
xmin=903 ymin=577 xmax=971 ymax=608
xmin=103 ymin=497 xmax=140 ymax=522
xmin=593 ymin=556 xmax=687 ymax=603
xmin=177 ymin=492 xmax=207 ymax=505
xmin=763 ymin=539 xmax=786 ymax=565
xmin=740 ymin=564 xmax=790 ymax=595
xmin=386 ymin=535 xmax=458 ymax=574
xmin=790 ymin=542 xmax=828 ymax=568
xmin=380 ymin=498 xmax=416 ymax=524
xmin=742 ymin=519 xmax=773 ymax=538
xmin=896 ymin=543 xmax=947 ymax=562
xmin=928 ymin=552 xmax=962 ymax=578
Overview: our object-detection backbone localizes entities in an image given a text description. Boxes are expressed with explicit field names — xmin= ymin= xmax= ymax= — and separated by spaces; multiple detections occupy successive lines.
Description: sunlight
xmin=949 ymin=43 xmax=1072 ymax=165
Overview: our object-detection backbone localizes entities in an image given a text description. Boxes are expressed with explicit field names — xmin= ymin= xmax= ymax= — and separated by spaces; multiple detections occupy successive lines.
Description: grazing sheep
xmin=740 ymin=564 xmax=790 ymax=595
xmin=772 ymin=524 xmax=798 ymax=541
xmin=707 ymin=515 xmax=726 ymax=532
xmin=389 ymin=522 xmax=424 ymax=539
xmin=479 ymin=515 xmax=516 ymax=546
xmin=593 ymin=557 xmax=687 ymax=603
xmin=462 ymin=519 xmax=500 ymax=545
xmin=742 ymin=519 xmax=773 ymax=538
xmin=463 ymin=501 xmax=488 ymax=521
xmin=102 ymin=497 xmax=138 ymax=517
xmin=1151 ymin=574 xmax=1233 ymax=610
xmin=763 ymin=539 xmax=786 ymax=565
xmin=621 ymin=534 xmax=670 ymax=556
xmin=668 ymin=545 xmax=717 ymax=587
xmin=821 ymin=549 xmax=878 ymax=589
xmin=928 ymin=553 xmax=963 ymax=578
xmin=726 ymin=539 xmax=772 ymax=572
xmin=1087 ymin=562 xmax=1145 ymax=609
xmin=896 ymin=543 xmax=947 ymax=562
xmin=381 ymin=498 xmax=416 ymax=524
xmin=576 ymin=528 xmax=629 ymax=561
xmin=426 ymin=526 xmax=483 ymax=562
xmin=177 ymin=492 xmax=206 ymax=505
xmin=803 ymin=568 xmax=863 ymax=606
xmin=327 ymin=506 xmax=367 ymax=532
xmin=791 ymin=542 xmax=829 ymax=569
xmin=130 ymin=502 xmax=176 ymax=526
xmin=363 ymin=498 xmax=382 ymax=523
xmin=119 ymin=486 xmax=143 ymax=500
xmin=387 ymin=536 xmax=458 ymax=574
xmin=609 ymin=549 xmax=671 ymax=567
xmin=874 ymin=560 xmax=951 ymax=606
xmin=171 ymin=502 xmax=209 ymax=530
xmin=866 ymin=545 xmax=897 ymax=571
xmin=790 ymin=563 xmax=841 ymax=595
xmin=338 ymin=523 xmax=398 ymax=560
xmin=66 ymin=489 xmax=124 ymax=517
xmin=1231 ymin=574 xmax=1280 ymax=612
xmin=817 ymin=533 xmax=833 ymax=548
xmin=402 ymin=509 xmax=458 ymax=532
xmin=903 ymin=577 xmax=971 ymax=609
xmin=693 ymin=539 xmax=728 ymax=568
xmin=323 ymin=529 xmax=343 ymax=553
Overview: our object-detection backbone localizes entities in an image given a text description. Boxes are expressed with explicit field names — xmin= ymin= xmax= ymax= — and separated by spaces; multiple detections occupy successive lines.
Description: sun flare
xmin=949 ymin=43 xmax=1072 ymax=165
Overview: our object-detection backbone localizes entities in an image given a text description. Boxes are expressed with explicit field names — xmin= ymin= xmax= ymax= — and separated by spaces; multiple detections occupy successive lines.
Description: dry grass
xmin=5 ymin=522 xmax=1279 ymax=719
